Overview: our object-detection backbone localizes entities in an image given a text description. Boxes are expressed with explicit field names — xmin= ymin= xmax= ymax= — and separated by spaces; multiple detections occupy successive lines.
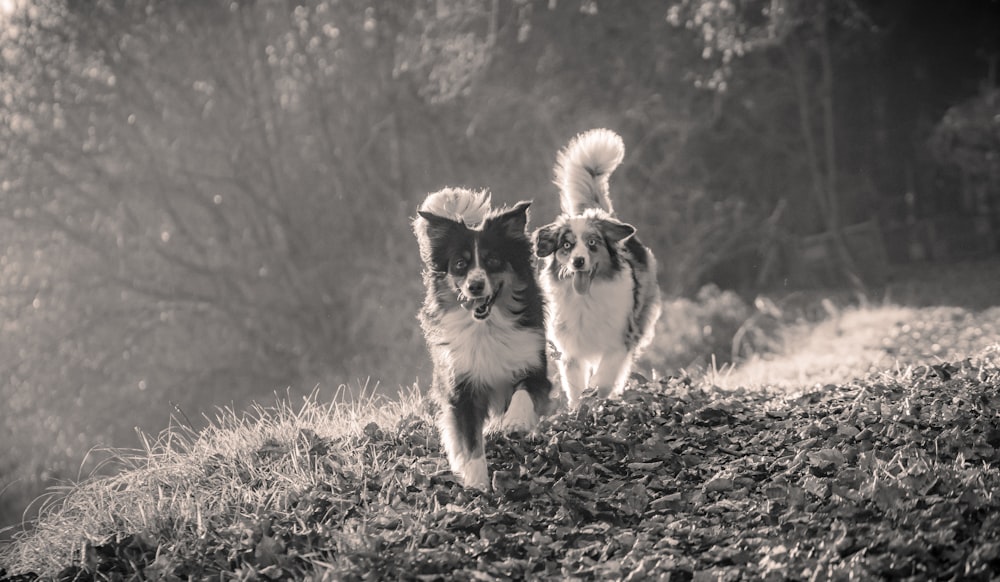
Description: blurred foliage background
xmin=1 ymin=0 xmax=998 ymax=528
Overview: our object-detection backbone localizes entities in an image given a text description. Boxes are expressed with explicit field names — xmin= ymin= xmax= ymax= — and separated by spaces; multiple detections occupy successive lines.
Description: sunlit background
xmin=1 ymin=0 xmax=998 ymax=531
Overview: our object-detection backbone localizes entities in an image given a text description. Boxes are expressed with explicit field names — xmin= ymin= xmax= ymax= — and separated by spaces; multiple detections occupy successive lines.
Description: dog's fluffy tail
xmin=418 ymin=187 xmax=492 ymax=227
xmin=554 ymin=128 xmax=625 ymax=216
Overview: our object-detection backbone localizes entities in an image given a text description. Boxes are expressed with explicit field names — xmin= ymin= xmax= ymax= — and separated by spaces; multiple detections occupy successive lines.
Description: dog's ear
xmin=598 ymin=219 xmax=636 ymax=244
xmin=417 ymin=210 xmax=463 ymax=241
xmin=414 ymin=211 xmax=463 ymax=270
xmin=534 ymin=224 xmax=559 ymax=257
xmin=484 ymin=200 xmax=531 ymax=238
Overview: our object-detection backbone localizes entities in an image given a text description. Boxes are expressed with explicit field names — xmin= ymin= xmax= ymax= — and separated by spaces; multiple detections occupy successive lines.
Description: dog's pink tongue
xmin=573 ymin=271 xmax=592 ymax=294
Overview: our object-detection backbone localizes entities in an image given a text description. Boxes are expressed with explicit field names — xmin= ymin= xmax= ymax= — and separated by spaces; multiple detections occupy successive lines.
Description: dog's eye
xmin=485 ymin=256 xmax=502 ymax=269
xmin=587 ymin=238 xmax=598 ymax=249
xmin=453 ymin=259 xmax=467 ymax=271
xmin=562 ymin=241 xmax=572 ymax=250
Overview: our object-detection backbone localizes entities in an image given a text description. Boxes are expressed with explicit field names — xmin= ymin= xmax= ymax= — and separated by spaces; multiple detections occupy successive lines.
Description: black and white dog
xmin=413 ymin=188 xmax=553 ymax=489
xmin=534 ymin=129 xmax=661 ymax=408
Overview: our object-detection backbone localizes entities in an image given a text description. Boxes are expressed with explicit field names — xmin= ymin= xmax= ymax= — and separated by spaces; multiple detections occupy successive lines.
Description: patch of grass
xmin=710 ymin=305 xmax=917 ymax=391
xmin=644 ymin=284 xmax=754 ymax=372
xmin=0 ymin=384 xmax=433 ymax=578
xmin=713 ymin=304 xmax=1000 ymax=392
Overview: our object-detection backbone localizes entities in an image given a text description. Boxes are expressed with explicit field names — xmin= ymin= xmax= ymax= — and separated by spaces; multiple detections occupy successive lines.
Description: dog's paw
xmin=460 ymin=456 xmax=490 ymax=490
xmin=593 ymin=384 xmax=624 ymax=400
xmin=501 ymin=389 xmax=539 ymax=434
xmin=566 ymin=386 xmax=601 ymax=409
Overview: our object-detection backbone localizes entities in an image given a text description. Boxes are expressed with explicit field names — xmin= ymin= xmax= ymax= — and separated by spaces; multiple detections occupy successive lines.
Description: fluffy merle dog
xmin=534 ymin=129 xmax=662 ymax=408
xmin=413 ymin=188 xmax=552 ymax=489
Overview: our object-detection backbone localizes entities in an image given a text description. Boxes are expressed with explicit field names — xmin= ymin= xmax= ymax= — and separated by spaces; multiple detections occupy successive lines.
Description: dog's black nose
xmin=572 ymin=257 xmax=585 ymax=270
xmin=467 ymin=279 xmax=485 ymax=295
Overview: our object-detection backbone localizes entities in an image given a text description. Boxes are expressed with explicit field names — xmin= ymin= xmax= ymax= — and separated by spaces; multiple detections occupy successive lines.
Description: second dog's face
xmin=535 ymin=213 xmax=635 ymax=294
xmin=417 ymin=202 xmax=531 ymax=321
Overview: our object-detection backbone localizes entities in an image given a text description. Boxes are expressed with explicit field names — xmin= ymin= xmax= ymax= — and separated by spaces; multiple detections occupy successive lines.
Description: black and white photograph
xmin=1 ymin=0 xmax=999 ymax=578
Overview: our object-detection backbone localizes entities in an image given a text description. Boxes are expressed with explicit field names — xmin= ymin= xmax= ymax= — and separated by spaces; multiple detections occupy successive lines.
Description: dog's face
xmin=416 ymin=202 xmax=531 ymax=321
xmin=535 ymin=212 xmax=635 ymax=294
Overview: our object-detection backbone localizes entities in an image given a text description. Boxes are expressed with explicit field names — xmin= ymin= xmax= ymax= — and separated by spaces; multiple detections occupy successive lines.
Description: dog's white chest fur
xmin=438 ymin=310 xmax=544 ymax=387
xmin=547 ymin=269 xmax=633 ymax=357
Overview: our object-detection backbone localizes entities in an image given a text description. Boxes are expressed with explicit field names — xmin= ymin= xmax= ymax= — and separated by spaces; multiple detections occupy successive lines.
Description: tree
xmin=669 ymin=0 xmax=880 ymax=289
xmin=0 ymin=0 xmax=459 ymax=522
xmin=464 ymin=0 xmax=767 ymax=295
xmin=929 ymin=87 xmax=1000 ymax=251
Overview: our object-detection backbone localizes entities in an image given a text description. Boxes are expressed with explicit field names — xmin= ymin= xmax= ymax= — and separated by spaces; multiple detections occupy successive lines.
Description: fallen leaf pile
xmin=5 ymin=299 xmax=1000 ymax=581
xmin=4 ymin=342 xmax=999 ymax=581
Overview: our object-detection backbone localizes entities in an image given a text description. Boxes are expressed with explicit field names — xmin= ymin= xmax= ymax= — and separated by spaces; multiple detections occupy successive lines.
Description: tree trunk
xmin=816 ymin=0 xmax=866 ymax=293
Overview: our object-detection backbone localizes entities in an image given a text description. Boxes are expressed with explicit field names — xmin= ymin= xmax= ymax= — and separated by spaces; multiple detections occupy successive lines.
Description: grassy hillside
xmin=2 ymin=300 xmax=999 ymax=580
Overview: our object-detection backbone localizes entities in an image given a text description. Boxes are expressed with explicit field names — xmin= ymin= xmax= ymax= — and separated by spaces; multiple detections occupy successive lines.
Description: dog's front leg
xmin=592 ymin=348 xmax=630 ymax=399
xmin=501 ymin=389 xmax=538 ymax=433
xmin=440 ymin=384 xmax=490 ymax=489
xmin=559 ymin=357 xmax=589 ymax=409
xmin=502 ymin=368 xmax=552 ymax=432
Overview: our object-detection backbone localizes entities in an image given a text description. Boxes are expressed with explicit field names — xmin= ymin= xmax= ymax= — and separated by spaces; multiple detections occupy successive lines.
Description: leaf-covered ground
xmin=2 ymin=305 xmax=1000 ymax=581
